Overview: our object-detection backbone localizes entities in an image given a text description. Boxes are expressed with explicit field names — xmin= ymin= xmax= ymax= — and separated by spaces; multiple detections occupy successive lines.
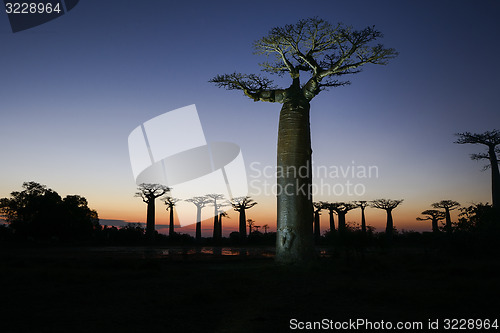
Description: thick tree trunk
xmin=444 ymin=208 xmax=452 ymax=234
xmin=239 ymin=209 xmax=246 ymax=240
xmin=361 ymin=207 xmax=366 ymax=234
xmin=169 ymin=206 xmax=174 ymax=237
xmin=146 ymin=200 xmax=155 ymax=241
xmin=314 ymin=211 xmax=320 ymax=242
xmin=275 ymin=99 xmax=314 ymax=264
xmin=338 ymin=212 xmax=346 ymax=233
xmin=431 ymin=218 xmax=439 ymax=233
xmin=385 ymin=209 xmax=393 ymax=238
xmin=195 ymin=207 xmax=202 ymax=242
xmin=329 ymin=210 xmax=335 ymax=232
xmin=489 ymin=145 xmax=500 ymax=210
xmin=213 ymin=215 xmax=219 ymax=240
xmin=218 ymin=213 xmax=223 ymax=238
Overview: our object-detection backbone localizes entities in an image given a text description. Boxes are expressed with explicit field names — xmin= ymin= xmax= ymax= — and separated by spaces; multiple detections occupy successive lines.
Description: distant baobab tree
xmin=355 ymin=201 xmax=369 ymax=234
xmin=263 ymin=224 xmax=269 ymax=234
xmin=320 ymin=201 xmax=337 ymax=232
xmin=370 ymin=199 xmax=403 ymax=238
xmin=205 ymin=194 xmax=226 ymax=241
xmin=431 ymin=200 xmax=460 ymax=234
xmin=211 ymin=17 xmax=397 ymax=264
xmin=231 ymin=196 xmax=257 ymax=240
xmin=455 ymin=130 xmax=500 ymax=210
xmin=164 ymin=196 xmax=179 ymax=237
xmin=331 ymin=202 xmax=358 ymax=233
xmin=185 ymin=196 xmax=211 ymax=242
xmin=247 ymin=219 xmax=255 ymax=234
xmin=218 ymin=210 xmax=229 ymax=238
xmin=313 ymin=202 xmax=323 ymax=242
xmin=135 ymin=183 xmax=170 ymax=241
xmin=417 ymin=209 xmax=446 ymax=233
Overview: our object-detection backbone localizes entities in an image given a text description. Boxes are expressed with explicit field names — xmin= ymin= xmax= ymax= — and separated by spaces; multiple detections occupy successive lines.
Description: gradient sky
xmin=1 ymin=0 xmax=499 ymax=236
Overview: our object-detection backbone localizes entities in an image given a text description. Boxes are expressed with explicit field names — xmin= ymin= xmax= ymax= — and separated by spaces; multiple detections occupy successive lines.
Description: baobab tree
xmin=218 ymin=210 xmax=229 ymax=238
xmin=164 ymin=196 xmax=179 ymax=237
xmin=185 ymin=196 xmax=211 ymax=242
xmin=135 ymin=183 xmax=170 ymax=241
xmin=231 ymin=196 xmax=257 ymax=240
xmin=211 ymin=18 xmax=397 ymax=264
xmin=263 ymin=224 xmax=269 ymax=234
xmin=331 ymin=202 xmax=358 ymax=233
xmin=313 ymin=202 xmax=323 ymax=242
xmin=455 ymin=130 xmax=500 ymax=210
xmin=320 ymin=201 xmax=337 ymax=232
xmin=355 ymin=200 xmax=368 ymax=234
xmin=247 ymin=219 xmax=255 ymax=235
xmin=417 ymin=209 xmax=446 ymax=233
xmin=431 ymin=200 xmax=460 ymax=234
xmin=370 ymin=199 xmax=403 ymax=238
xmin=205 ymin=194 xmax=226 ymax=241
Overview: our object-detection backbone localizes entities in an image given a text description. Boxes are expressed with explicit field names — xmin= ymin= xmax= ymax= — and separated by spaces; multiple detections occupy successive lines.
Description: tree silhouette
xmin=185 ymin=196 xmax=211 ymax=242
xmin=455 ymin=130 xmax=500 ymax=210
xmin=263 ymin=224 xmax=269 ymax=234
xmin=331 ymin=202 xmax=358 ymax=233
xmin=370 ymin=199 xmax=403 ymax=238
xmin=320 ymin=201 xmax=337 ymax=232
xmin=218 ymin=210 xmax=229 ymax=238
xmin=355 ymin=200 xmax=369 ymax=234
xmin=431 ymin=200 xmax=460 ymax=234
xmin=0 ymin=182 xmax=99 ymax=241
xmin=247 ymin=219 xmax=255 ymax=234
xmin=135 ymin=183 xmax=170 ymax=242
xmin=211 ymin=17 xmax=397 ymax=264
xmin=313 ymin=202 xmax=323 ymax=242
xmin=231 ymin=196 xmax=257 ymax=240
xmin=206 ymin=194 xmax=226 ymax=241
xmin=164 ymin=196 xmax=180 ymax=237
xmin=417 ymin=209 xmax=446 ymax=233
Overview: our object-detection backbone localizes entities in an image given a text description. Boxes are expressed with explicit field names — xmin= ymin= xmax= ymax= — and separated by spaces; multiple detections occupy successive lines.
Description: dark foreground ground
xmin=1 ymin=246 xmax=499 ymax=333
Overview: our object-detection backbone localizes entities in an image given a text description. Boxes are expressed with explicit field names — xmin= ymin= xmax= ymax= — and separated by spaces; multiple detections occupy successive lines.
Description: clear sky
xmin=1 ymin=0 xmax=499 ymax=236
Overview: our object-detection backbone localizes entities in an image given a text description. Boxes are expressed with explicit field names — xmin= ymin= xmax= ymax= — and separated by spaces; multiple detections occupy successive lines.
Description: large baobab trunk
xmin=385 ymin=209 xmax=394 ymax=237
xmin=337 ymin=212 xmax=347 ymax=233
xmin=146 ymin=200 xmax=155 ymax=241
xmin=444 ymin=208 xmax=452 ymax=234
xmin=361 ymin=207 xmax=366 ymax=234
xmin=239 ymin=208 xmax=246 ymax=239
xmin=275 ymin=98 xmax=315 ymax=264
xmin=431 ymin=218 xmax=439 ymax=233
xmin=169 ymin=206 xmax=175 ymax=237
xmin=329 ymin=210 xmax=335 ymax=232
xmin=195 ymin=207 xmax=202 ymax=242
xmin=489 ymin=145 xmax=500 ymax=210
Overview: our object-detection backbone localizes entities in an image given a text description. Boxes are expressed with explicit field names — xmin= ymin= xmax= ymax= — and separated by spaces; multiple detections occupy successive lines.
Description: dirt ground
xmin=1 ymin=246 xmax=499 ymax=333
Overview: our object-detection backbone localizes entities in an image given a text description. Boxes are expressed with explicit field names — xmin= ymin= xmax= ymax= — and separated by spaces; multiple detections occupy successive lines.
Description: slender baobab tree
xmin=417 ymin=209 xmax=446 ymax=233
xmin=211 ymin=17 xmax=397 ymax=264
xmin=218 ymin=210 xmax=229 ymax=238
xmin=263 ymin=224 xmax=269 ymax=234
xmin=370 ymin=199 xmax=403 ymax=238
xmin=135 ymin=183 xmax=170 ymax=241
xmin=231 ymin=196 xmax=257 ymax=240
xmin=185 ymin=196 xmax=211 ymax=242
xmin=320 ymin=201 xmax=337 ymax=232
xmin=455 ymin=130 xmax=500 ymax=210
xmin=164 ymin=196 xmax=179 ymax=237
xmin=355 ymin=201 xmax=368 ymax=234
xmin=331 ymin=202 xmax=358 ymax=233
xmin=313 ymin=202 xmax=323 ymax=242
xmin=206 ymin=194 xmax=226 ymax=241
xmin=431 ymin=200 xmax=460 ymax=234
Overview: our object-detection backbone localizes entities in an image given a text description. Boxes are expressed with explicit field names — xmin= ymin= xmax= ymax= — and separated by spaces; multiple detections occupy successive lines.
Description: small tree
xmin=211 ymin=17 xmax=397 ymax=264
xmin=431 ymin=200 xmax=460 ymax=234
xmin=231 ymin=196 xmax=257 ymax=240
xmin=135 ymin=183 xmax=170 ymax=242
xmin=354 ymin=201 xmax=369 ymax=234
xmin=164 ymin=196 xmax=180 ymax=237
xmin=455 ymin=130 xmax=500 ymax=210
xmin=185 ymin=196 xmax=211 ymax=242
xmin=370 ymin=199 xmax=403 ymax=238
xmin=417 ymin=209 xmax=446 ymax=233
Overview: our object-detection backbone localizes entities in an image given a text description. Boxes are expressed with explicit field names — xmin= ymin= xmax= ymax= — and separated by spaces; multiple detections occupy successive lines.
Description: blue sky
xmin=1 ymin=0 xmax=499 ymax=235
